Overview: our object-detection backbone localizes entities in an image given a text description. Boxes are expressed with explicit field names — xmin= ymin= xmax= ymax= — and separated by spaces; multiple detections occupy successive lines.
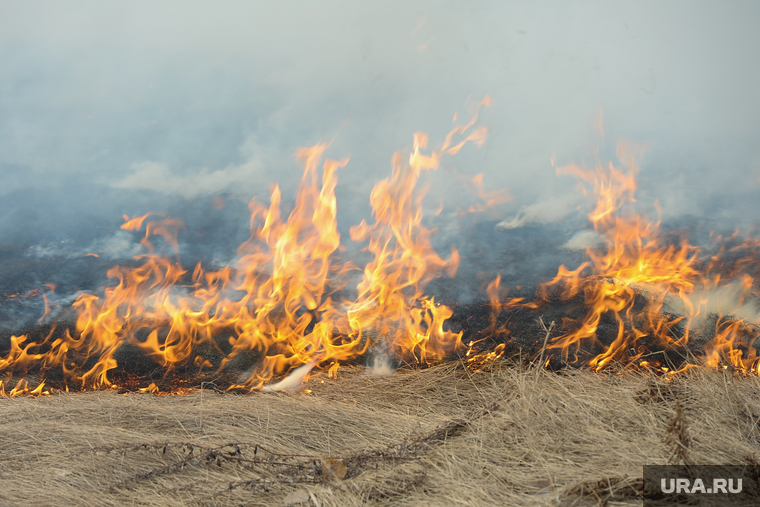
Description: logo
xmin=643 ymin=465 xmax=759 ymax=506
xmin=660 ymin=477 xmax=742 ymax=494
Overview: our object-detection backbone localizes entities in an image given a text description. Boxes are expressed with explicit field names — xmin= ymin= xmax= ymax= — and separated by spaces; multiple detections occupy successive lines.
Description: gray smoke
xmin=1 ymin=1 xmax=759 ymax=318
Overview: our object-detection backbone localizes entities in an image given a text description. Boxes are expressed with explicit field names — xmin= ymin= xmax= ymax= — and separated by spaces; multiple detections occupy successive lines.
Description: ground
xmin=2 ymin=361 xmax=760 ymax=506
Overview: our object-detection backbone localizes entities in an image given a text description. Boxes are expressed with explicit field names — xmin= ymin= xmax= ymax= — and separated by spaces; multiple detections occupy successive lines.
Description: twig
xmin=535 ymin=316 xmax=555 ymax=380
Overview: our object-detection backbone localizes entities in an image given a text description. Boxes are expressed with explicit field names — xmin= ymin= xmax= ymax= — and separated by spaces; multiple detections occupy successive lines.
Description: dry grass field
xmin=3 ymin=361 xmax=760 ymax=506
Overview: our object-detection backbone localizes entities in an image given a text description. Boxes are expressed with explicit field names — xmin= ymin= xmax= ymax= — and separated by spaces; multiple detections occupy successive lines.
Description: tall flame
xmin=0 ymin=100 xmax=490 ymax=393
xmin=6 ymin=105 xmax=759 ymax=396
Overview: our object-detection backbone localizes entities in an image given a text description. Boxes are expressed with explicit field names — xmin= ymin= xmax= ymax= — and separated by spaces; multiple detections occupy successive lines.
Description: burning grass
xmin=4 ymin=101 xmax=760 ymax=396
xmin=3 ymin=360 xmax=760 ymax=506
xmin=3 ymin=102 xmax=760 ymax=504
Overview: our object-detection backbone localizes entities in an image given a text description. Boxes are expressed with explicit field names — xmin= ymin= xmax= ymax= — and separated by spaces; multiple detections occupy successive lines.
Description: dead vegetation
xmin=2 ymin=360 xmax=760 ymax=506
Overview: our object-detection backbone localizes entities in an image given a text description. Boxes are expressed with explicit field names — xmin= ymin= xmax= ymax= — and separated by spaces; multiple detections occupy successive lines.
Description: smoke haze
xmin=1 ymin=0 xmax=759 ymax=299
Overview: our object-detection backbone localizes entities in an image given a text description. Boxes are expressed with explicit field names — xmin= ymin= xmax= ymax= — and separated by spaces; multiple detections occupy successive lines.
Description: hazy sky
xmin=1 ymin=1 xmax=759 ymax=234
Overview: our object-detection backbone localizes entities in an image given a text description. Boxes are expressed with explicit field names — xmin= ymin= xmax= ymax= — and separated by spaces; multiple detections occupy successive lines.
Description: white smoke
xmin=561 ymin=230 xmax=604 ymax=251
xmin=496 ymin=193 xmax=582 ymax=230
xmin=260 ymin=361 xmax=317 ymax=392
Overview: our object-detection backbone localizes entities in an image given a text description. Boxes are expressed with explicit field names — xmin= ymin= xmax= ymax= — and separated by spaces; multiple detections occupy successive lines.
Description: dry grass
xmin=3 ymin=361 xmax=760 ymax=506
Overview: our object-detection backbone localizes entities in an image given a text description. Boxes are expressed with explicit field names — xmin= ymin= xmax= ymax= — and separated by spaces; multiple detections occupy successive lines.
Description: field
xmin=3 ymin=361 xmax=760 ymax=506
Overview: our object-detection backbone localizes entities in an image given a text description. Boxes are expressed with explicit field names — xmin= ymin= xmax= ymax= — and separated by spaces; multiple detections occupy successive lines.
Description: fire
xmin=4 ymin=104 xmax=760 ymax=396
xmin=535 ymin=141 xmax=760 ymax=375
xmin=346 ymin=131 xmax=464 ymax=364
xmin=0 ymin=99 xmax=490 ymax=394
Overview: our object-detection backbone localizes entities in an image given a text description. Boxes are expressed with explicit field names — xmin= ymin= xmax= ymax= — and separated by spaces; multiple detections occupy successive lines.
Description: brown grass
xmin=2 ymin=361 xmax=760 ymax=506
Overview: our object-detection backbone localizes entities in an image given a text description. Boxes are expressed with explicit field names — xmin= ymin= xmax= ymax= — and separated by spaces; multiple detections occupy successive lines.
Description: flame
xmin=7 ymin=105 xmax=757 ymax=395
xmin=0 ymin=102 xmax=490 ymax=394
xmin=120 ymin=212 xmax=167 ymax=231
xmin=346 ymin=131 xmax=466 ymax=364
xmin=536 ymin=141 xmax=760 ymax=375
xmin=703 ymin=318 xmax=760 ymax=374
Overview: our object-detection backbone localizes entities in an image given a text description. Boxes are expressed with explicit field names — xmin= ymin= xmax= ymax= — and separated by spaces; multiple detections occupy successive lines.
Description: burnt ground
xmin=0 ymin=216 xmax=757 ymax=392
xmin=0 ymin=284 xmax=735 ymax=394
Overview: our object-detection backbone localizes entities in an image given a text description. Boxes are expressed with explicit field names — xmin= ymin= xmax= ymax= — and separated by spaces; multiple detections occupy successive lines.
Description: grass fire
xmin=3 ymin=2 xmax=760 ymax=506
xmin=3 ymin=104 xmax=759 ymax=396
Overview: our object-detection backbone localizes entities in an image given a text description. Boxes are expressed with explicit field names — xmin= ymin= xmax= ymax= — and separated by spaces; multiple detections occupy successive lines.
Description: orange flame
xmin=537 ymin=141 xmax=760 ymax=375
xmin=0 ymin=102 xmax=490 ymax=394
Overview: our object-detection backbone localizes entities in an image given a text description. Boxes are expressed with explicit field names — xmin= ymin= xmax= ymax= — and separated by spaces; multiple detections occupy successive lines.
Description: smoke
xmin=1 ymin=1 xmax=760 ymax=310
xmin=259 ymin=361 xmax=316 ymax=392
xmin=113 ymin=161 xmax=252 ymax=199
xmin=367 ymin=356 xmax=394 ymax=376
xmin=561 ymin=230 xmax=604 ymax=251
xmin=496 ymin=193 xmax=582 ymax=230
